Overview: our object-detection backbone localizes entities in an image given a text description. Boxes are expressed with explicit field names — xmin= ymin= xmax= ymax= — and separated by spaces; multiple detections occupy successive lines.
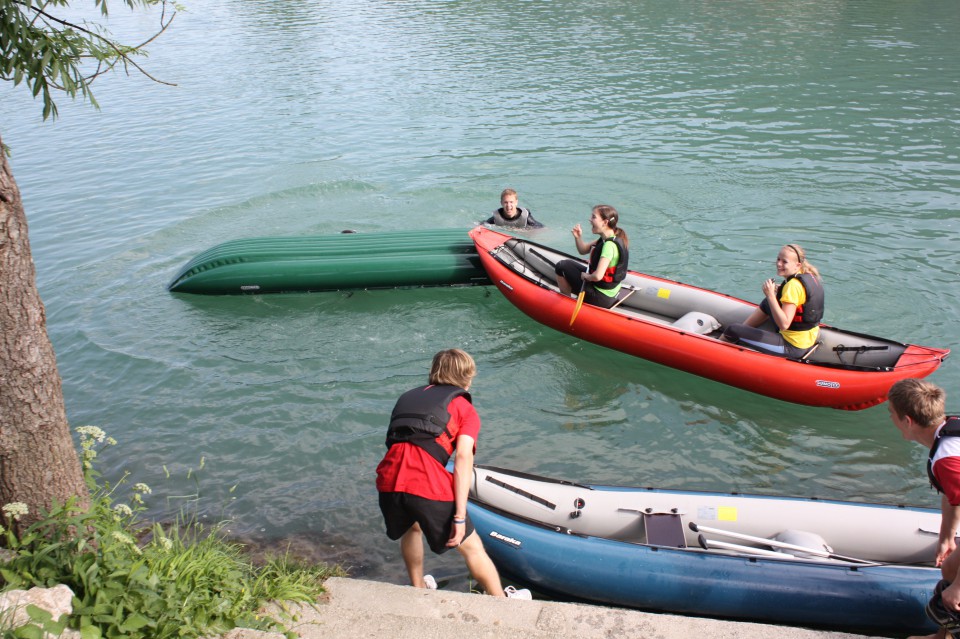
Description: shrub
xmin=1 ymin=427 xmax=344 ymax=639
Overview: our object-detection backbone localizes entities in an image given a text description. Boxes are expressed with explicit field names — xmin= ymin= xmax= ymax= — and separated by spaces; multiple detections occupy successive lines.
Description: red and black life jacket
xmin=928 ymin=416 xmax=960 ymax=494
xmin=385 ymin=384 xmax=471 ymax=466
xmin=588 ymin=235 xmax=628 ymax=290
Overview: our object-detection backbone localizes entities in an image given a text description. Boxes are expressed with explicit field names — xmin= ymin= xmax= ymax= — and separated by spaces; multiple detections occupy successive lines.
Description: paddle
xmin=689 ymin=522 xmax=877 ymax=565
xmin=697 ymin=535 xmax=796 ymax=559
xmin=569 ymin=280 xmax=586 ymax=327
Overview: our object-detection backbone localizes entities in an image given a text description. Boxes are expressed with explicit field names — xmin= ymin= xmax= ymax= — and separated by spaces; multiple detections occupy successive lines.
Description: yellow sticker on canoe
xmin=717 ymin=507 xmax=738 ymax=522
xmin=657 ymin=288 xmax=671 ymax=299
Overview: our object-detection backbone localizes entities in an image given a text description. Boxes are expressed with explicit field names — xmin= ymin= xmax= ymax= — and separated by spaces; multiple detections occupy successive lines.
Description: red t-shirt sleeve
xmin=934 ymin=457 xmax=960 ymax=506
xmin=448 ymin=396 xmax=480 ymax=450
xmin=374 ymin=395 xmax=480 ymax=501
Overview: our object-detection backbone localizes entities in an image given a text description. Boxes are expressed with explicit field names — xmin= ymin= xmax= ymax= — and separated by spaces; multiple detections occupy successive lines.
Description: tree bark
xmin=0 ymin=133 xmax=89 ymax=535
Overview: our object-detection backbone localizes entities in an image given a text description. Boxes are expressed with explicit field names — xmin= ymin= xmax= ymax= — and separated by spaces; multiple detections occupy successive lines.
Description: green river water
xmin=1 ymin=0 xmax=959 ymax=592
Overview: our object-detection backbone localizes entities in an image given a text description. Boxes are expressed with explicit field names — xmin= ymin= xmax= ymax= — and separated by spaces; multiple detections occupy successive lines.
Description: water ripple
xmin=1 ymin=0 xmax=958 ymax=585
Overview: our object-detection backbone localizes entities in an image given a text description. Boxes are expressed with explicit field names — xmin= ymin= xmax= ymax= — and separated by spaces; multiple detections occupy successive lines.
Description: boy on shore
xmin=888 ymin=378 xmax=960 ymax=638
xmin=376 ymin=349 xmax=531 ymax=599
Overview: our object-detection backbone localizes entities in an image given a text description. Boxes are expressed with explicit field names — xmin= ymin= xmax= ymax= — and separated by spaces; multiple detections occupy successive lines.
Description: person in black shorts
xmin=375 ymin=349 xmax=531 ymax=599
xmin=555 ymin=204 xmax=629 ymax=309
xmin=888 ymin=379 xmax=960 ymax=639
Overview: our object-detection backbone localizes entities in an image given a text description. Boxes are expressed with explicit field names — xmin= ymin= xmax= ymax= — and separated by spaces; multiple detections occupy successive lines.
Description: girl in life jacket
xmin=720 ymin=243 xmax=824 ymax=358
xmin=555 ymin=204 xmax=629 ymax=310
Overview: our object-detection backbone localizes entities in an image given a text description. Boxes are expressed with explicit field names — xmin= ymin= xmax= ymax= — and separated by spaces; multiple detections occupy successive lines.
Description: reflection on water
xmin=0 ymin=0 xmax=958 ymax=595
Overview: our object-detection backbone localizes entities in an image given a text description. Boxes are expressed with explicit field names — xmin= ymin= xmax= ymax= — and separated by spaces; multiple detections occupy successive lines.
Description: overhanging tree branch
xmin=3 ymin=0 xmax=178 ymax=119
xmin=1 ymin=0 xmax=178 ymax=534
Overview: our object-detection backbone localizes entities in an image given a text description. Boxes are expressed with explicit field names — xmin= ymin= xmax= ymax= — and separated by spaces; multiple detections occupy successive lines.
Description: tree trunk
xmin=0 ymin=133 xmax=89 ymax=536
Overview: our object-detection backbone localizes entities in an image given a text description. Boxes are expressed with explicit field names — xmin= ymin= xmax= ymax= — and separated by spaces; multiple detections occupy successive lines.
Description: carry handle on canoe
xmin=833 ymin=344 xmax=890 ymax=367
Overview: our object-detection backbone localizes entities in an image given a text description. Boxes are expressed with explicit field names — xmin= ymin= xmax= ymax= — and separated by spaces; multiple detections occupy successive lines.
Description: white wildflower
xmin=75 ymin=426 xmax=106 ymax=443
xmin=2 ymin=502 xmax=29 ymax=522
xmin=113 ymin=504 xmax=133 ymax=518
xmin=111 ymin=531 xmax=142 ymax=555
xmin=111 ymin=531 xmax=135 ymax=545
xmin=133 ymin=483 xmax=151 ymax=495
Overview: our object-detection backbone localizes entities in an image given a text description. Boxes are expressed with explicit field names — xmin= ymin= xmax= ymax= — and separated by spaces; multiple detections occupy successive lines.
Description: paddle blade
xmin=569 ymin=291 xmax=586 ymax=326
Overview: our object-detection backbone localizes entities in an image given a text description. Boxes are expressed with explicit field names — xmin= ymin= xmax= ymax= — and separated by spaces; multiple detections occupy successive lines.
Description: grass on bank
xmin=0 ymin=427 xmax=345 ymax=639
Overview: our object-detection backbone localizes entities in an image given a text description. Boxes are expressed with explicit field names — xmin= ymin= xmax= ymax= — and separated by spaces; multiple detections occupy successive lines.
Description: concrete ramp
xmin=229 ymin=577 xmax=874 ymax=639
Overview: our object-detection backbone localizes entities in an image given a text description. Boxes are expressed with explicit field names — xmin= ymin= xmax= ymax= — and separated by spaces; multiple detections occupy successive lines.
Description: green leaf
xmin=43 ymin=618 xmax=67 ymax=636
xmin=118 ymin=613 xmax=151 ymax=632
xmin=1 ymin=567 xmax=25 ymax=585
xmin=24 ymin=605 xmax=53 ymax=624
xmin=11 ymin=624 xmax=44 ymax=639
xmin=80 ymin=626 xmax=103 ymax=639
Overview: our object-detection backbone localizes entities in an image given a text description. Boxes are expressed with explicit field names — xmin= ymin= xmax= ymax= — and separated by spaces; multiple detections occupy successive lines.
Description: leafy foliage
xmin=0 ymin=0 xmax=178 ymax=119
xmin=0 ymin=428 xmax=345 ymax=639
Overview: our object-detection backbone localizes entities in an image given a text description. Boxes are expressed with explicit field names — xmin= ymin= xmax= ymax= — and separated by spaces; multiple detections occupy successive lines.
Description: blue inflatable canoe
xmin=469 ymin=465 xmax=938 ymax=635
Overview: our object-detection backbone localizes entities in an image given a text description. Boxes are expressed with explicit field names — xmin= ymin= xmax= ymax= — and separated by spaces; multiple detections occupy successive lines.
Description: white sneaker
xmin=423 ymin=575 xmax=438 ymax=590
xmin=504 ymin=585 xmax=532 ymax=600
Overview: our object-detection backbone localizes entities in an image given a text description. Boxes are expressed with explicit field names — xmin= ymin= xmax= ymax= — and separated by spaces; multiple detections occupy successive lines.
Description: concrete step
xmin=260 ymin=577 xmax=878 ymax=639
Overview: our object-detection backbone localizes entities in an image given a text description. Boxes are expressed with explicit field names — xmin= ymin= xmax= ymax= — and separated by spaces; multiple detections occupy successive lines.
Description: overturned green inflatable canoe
xmin=167 ymin=228 xmax=491 ymax=295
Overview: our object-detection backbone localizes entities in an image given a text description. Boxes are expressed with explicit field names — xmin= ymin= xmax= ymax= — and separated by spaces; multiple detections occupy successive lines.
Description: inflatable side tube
xmin=168 ymin=228 xmax=490 ymax=294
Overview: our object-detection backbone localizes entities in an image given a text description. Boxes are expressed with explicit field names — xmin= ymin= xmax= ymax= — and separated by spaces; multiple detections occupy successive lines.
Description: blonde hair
xmin=429 ymin=349 xmax=476 ymax=389
xmin=888 ymin=378 xmax=945 ymax=429
xmin=500 ymin=188 xmax=518 ymax=200
xmin=784 ymin=243 xmax=821 ymax=281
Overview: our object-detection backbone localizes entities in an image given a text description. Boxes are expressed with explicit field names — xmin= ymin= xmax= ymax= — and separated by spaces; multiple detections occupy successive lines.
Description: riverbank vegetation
xmin=1 ymin=428 xmax=344 ymax=639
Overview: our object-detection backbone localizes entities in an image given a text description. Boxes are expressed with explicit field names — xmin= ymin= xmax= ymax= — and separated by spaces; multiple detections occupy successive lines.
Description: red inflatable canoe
xmin=471 ymin=226 xmax=949 ymax=410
